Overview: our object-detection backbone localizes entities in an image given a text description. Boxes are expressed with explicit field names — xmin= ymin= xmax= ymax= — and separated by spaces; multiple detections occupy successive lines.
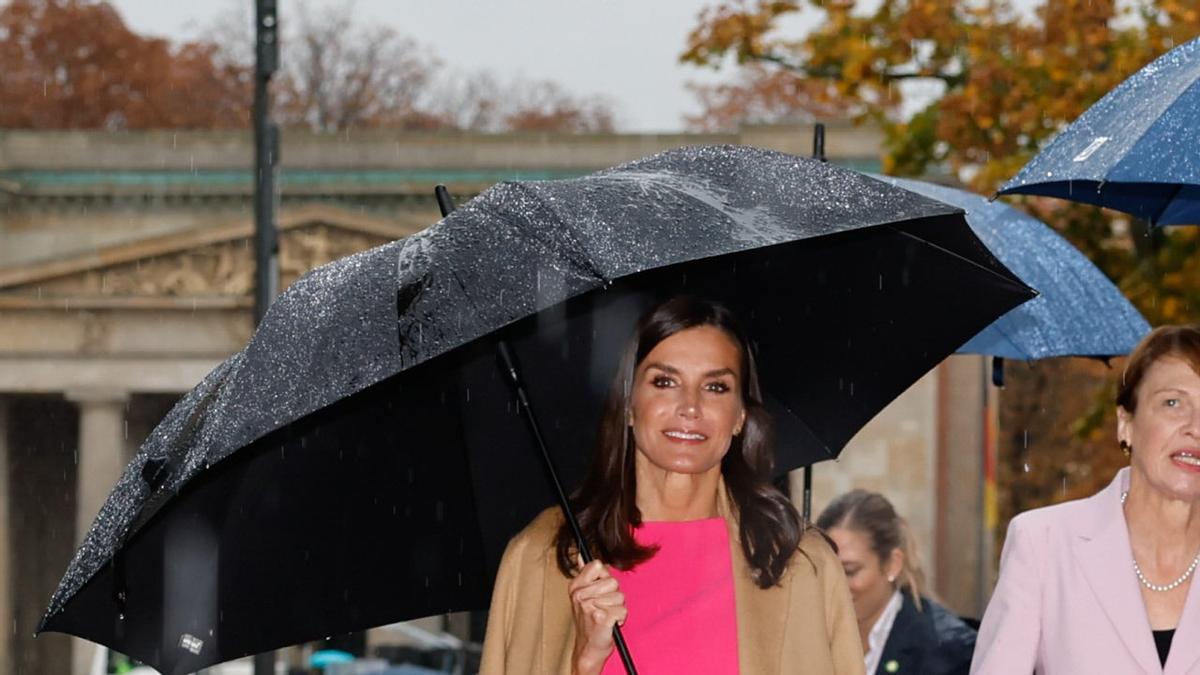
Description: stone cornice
xmin=0 ymin=203 xmax=410 ymax=290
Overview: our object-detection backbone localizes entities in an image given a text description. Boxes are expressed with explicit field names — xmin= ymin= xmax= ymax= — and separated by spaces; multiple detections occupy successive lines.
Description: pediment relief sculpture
xmin=0 ymin=206 xmax=410 ymax=306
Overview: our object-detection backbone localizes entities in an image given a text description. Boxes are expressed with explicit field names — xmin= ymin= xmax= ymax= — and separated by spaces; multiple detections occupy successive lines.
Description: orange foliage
xmin=683 ymin=0 xmax=1200 ymax=541
xmin=683 ymin=0 xmax=1200 ymax=188
xmin=0 ymin=0 xmax=251 ymax=129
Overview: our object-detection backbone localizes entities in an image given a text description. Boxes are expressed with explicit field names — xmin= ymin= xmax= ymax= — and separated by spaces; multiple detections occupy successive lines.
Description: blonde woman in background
xmin=818 ymin=490 xmax=976 ymax=675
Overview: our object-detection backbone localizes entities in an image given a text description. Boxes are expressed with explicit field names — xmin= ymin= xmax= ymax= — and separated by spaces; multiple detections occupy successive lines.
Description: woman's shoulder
xmin=918 ymin=595 xmax=978 ymax=645
xmin=1007 ymin=468 xmax=1124 ymax=538
xmin=1006 ymin=488 xmax=1107 ymax=541
xmin=507 ymin=506 xmax=564 ymax=552
xmin=788 ymin=526 xmax=840 ymax=577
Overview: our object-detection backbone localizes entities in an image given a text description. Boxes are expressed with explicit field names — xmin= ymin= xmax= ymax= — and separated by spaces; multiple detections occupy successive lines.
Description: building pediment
xmin=0 ymin=205 xmax=419 ymax=309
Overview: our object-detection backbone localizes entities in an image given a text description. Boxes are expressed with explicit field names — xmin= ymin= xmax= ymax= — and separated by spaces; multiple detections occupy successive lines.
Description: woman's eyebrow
xmin=1148 ymin=386 xmax=1191 ymax=395
xmin=644 ymin=363 xmax=737 ymax=379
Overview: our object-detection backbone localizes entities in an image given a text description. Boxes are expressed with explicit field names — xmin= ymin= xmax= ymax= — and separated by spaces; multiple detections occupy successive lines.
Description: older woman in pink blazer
xmin=972 ymin=325 xmax=1200 ymax=675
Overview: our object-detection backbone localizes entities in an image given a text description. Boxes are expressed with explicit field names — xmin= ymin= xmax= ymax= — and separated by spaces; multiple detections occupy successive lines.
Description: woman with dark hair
xmin=817 ymin=490 xmax=975 ymax=675
xmin=971 ymin=324 xmax=1200 ymax=674
xmin=479 ymin=295 xmax=863 ymax=675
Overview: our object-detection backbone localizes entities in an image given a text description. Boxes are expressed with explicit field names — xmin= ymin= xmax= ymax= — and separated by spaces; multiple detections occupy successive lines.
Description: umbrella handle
xmin=496 ymin=341 xmax=640 ymax=675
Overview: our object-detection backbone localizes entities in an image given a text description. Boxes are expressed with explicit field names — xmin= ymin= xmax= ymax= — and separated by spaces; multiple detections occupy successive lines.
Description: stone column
xmin=934 ymin=356 xmax=987 ymax=619
xmin=66 ymin=389 xmax=129 ymax=675
xmin=0 ymin=397 xmax=12 ymax=675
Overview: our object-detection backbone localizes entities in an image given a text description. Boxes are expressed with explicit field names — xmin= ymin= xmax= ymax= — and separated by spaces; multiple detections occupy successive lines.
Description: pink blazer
xmin=971 ymin=468 xmax=1200 ymax=674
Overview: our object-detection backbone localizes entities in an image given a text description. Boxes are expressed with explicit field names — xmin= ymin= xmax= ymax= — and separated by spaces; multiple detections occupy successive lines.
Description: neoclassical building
xmin=0 ymin=124 xmax=992 ymax=675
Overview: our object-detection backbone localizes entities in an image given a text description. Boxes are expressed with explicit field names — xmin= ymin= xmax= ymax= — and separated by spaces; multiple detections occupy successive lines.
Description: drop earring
xmin=1119 ymin=440 xmax=1132 ymax=457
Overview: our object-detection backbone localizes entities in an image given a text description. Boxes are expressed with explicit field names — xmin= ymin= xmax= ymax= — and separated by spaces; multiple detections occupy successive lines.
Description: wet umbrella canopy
xmin=876 ymin=176 xmax=1150 ymax=360
xmin=999 ymin=35 xmax=1200 ymax=226
xmin=39 ymin=145 xmax=1034 ymax=673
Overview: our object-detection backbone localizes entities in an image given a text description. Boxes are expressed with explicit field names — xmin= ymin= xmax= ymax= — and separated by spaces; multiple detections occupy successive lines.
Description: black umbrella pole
xmin=496 ymin=342 xmax=639 ymax=675
xmin=435 ymin=184 xmax=456 ymax=217
xmin=442 ymin=184 xmax=636 ymax=671
xmin=802 ymin=465 xmax=813 ymax=522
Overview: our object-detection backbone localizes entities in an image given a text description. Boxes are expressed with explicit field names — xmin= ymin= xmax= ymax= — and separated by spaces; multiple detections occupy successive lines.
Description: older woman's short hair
xmin=1116 ymin=324 xmax=1200 ymax=412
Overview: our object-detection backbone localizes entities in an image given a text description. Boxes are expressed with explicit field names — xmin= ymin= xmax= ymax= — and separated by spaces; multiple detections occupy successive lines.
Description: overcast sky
xmin=106 ymin=0 xmax=827 ymax=133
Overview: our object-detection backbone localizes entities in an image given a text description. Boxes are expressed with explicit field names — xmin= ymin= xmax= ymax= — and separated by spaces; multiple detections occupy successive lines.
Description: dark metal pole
xmin=254 ymin=0 xmax=280 ymax=325
xmin=802 ymin=465 xmax=813 ymax=522
xmin=434 ymin=186 xmax=639 ymax=675
xmin=800 ymin=122 xmax=825 ymax=524
xmin=253 ymin=3 xmax=279 ymax=674
xmin=813 ymin=123 xmax=826 ymax=163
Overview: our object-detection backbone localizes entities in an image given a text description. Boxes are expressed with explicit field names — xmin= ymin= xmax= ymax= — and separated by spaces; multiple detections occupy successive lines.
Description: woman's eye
xmin=706 ymin=381 xmax=731 ymax=393
xmin=651 ymin=376 xmax=675 ymax=388
xmin=1164 ymin=398 xmax=1180 ymax=408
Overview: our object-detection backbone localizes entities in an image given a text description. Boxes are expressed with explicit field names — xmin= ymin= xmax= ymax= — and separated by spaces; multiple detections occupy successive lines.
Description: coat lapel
xmin=719 ymin=485 xmax=789 ymax=675
xmin=1070 ymin=469 xmax=1162 ymax=675
xmin=875 ymin=595 xmax=926 ymax=675
xmin=1164 ymin=552 xmax=1200 ymax=674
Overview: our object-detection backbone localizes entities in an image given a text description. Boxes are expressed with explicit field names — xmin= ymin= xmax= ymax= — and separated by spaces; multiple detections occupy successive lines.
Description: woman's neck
xmin=857 ymin=592 xmax=894 ymax=654
xmin=1125 ymin=471 xmax=1200 ymax=554
xmin=635 ymin=462 xmax=721 ymax=522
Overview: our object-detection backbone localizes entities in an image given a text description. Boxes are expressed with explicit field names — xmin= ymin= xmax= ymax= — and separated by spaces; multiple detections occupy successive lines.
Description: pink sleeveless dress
xmin=600 ymin=517 xmax=740 ymax=674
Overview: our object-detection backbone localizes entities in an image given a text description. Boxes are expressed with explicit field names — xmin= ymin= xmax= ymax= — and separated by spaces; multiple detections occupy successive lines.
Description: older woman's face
xmin=1119 ymin=356 xmax=1200 ymax=502
xmin=629 ymin=326 xmax=746 ymax=478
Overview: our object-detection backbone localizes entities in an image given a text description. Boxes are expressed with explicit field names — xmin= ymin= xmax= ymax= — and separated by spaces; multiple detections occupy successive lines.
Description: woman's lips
xmin=1171 ymin=451 xmax=1200 ymax=472
xmin=662 ymin=429 xmax=707 ymax=443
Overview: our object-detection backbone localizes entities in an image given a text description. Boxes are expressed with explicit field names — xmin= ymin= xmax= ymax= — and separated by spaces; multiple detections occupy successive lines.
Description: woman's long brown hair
xmin=554 ymin=295 xmax=804 ymax=588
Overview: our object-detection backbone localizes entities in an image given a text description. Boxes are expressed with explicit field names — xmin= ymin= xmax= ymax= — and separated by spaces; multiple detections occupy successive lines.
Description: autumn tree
xmin=430 ymin=73 xmax=615 ymax=133
xmin=272 ymin=3 xmax=442 ymax=131
xmin=682 ymin=0 xmax=1200 ymax=530
xmin=204 ymin=1 xmax=616 ymax=134
xmin=0 ymin=0 xmax=251 ymax=129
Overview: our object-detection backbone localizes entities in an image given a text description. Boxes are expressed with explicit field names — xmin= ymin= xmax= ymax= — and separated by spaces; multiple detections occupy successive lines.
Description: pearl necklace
xmin=1122 ymin=490 xmax=1200 ymax=593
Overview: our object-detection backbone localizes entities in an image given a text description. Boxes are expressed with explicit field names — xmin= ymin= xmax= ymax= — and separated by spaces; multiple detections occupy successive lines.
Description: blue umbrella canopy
xmin=877 ymin=175 xmax=1150 ymax=360
xmin=998 ymin=35 xmax=1200 ymax=226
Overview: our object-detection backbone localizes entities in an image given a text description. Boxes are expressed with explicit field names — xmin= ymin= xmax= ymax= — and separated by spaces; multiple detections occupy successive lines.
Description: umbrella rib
xmin=501 ymin=182 xmax=612 ymax=285
xmin=766 ymin=394 xmax=840 ymax=463
xmin=886 ymin=222 xmax=1034 ymax=293
xmin=1107 ymin=74 xmax=1200 ymax=188
xmin=1149 ymin=182 xmax=1186 ymax=226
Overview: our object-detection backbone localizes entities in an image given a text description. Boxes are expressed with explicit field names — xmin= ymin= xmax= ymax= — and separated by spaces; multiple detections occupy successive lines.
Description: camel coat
xmin=479 ymin=488 xmax=865 ymax=675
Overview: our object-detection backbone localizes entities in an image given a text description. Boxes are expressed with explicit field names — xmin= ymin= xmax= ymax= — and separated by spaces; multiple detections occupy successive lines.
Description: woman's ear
xmin=734 ymin=410 xmax=746 ymax=436
xmin=1116 ymin=405 xmax=1131 ymax=437
xmin=885 ymin=547 xmax=905 ymax=584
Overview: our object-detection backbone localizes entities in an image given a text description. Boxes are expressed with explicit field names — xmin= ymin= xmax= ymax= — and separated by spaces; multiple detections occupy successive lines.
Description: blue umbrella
xmin=997 ymin=35 xmax=1200 ymax=226
xmin=875 ymin=176 xmax=1150 ymax=362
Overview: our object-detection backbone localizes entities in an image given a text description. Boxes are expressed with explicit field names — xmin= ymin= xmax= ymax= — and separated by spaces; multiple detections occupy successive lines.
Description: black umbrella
xmin=39 ymin=145 xmax=1033 ymax=673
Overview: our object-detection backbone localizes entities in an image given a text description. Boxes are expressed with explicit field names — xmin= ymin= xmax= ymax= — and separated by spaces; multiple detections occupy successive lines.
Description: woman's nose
xmin=677 ymin=393 xmax=701 ymax=418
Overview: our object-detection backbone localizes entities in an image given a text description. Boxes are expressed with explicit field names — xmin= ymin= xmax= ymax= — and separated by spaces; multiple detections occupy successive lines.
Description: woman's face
xmin=827 ymin=526 xmax=902 ymax=625
xmin=628 ymin=325 xmax=746 ymax=478
xmin=1119 ymin=356 xmax=1200 ymax=502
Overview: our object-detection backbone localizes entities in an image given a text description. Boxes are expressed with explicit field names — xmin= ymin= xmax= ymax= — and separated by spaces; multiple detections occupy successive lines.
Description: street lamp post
xmin=253 ymin=2 xmax=279 ymax=674
xmin=254 ymin=0 xmax=280 ymax=325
